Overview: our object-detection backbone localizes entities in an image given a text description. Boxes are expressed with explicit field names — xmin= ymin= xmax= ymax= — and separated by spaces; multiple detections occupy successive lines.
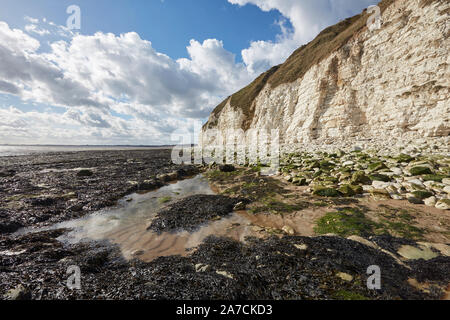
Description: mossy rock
xmin=309 ymin=161 xmax=320 ymax=169
xmin=339 ymin=167 xmax=352 ymax=173
xmin=368 ymin=162 xmax=388 ymax=172
xmin=351 ymin=171 xmax=372 ymax=185
xmin=319 ymin=160 xmax=335 ymax=169
xmin=422 ymin=174 xmax=447 ymax=183
xmin=395 ymin=154 xmax=414 ymax=163
xmin=328 ymin=153 xmax=338 ymax=158
xmin=292 ymin=177 xmax=307 ymax=186
xmin=350 ymin=185 xmax=364 ymax=194
xmin=355 ymin=153 xmax=369 ymax=160
xmin=314 ymin=208 xmax=380 ymax=237
xmin=336 ymin=150 xmax=345 ymax=157
xmin=339 ymin=172 xmax=352 ymax=182
xmin=410 ymin=183 xmax=426 ymax=191
xmin=411 ymin=190 xmax=433 ymax=200
xmin=313 ymin=187 xmax=342 ymax=197
xmin=313 ymin=170 xmax=324 ymax=178
xmin=320 ymin=176 xmax=339 ymax=184
xmin=369 ymin=174 xmax=391 ymax=182
xmin=339 ymin=184 xmax=356 ymax=197
xmin=409 ymin=166 xmax=432 ymax=176
xmin=299 ymin=171 xmax=313 ymax=179
xmin=370 ymin=189 xmax=391 ymax=200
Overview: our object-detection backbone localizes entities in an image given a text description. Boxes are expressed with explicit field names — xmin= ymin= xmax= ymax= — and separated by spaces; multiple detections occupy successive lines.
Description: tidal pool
xmin=16 ymin=174 xmax=259 ymax=261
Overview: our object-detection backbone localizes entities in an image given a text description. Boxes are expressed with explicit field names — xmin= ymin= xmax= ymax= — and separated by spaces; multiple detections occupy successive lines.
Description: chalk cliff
xmin=201 ymin=0 xmax=449 ymax=153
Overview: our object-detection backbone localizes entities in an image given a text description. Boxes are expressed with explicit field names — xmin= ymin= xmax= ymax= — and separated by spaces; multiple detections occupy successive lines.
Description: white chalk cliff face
xmin=201 ymin=0 xmax=449 ymax=151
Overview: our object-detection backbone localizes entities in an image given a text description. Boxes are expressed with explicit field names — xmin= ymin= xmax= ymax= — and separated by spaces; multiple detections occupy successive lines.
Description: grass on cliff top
xmin=420 ymin=0 xmax=446 ymax=8
xmin=207 ymin=0 xmax=398 ymax=130
xmin=206 ymin=66 xmax=279 ymax=130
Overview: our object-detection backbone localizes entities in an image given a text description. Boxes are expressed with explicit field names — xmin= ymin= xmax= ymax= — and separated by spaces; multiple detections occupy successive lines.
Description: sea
xmin=0 ymin=145 xmax=173 ymax=157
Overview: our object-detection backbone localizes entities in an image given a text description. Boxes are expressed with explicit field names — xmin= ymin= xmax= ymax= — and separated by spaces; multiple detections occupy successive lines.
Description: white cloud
xmin=25 ymin=24 xmax=50 ymax=36
xmin=0 ymin=21 xmax=253 ymax=144
xmin=228 ymin=0 xmax=377 ymax=73
xmin=0 ymin=80 xmax=20 ymax=95
xmin=0 ymin=104 xmax=203 ymax=145
xmin=45 ymin=32 xmax=253 ymax=118
xmin=0 ymin=1 xmax=378 ymax=144
xmin=0 ymin=21 xmax=40 ymax=53
xmin=24 ymin=16 xmax=39 ymax=24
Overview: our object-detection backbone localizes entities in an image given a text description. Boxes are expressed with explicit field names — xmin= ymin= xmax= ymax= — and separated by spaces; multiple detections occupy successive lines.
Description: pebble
xmin=233 ymin=201 xmax=246 ymax=211
xmin=406 ymin=179 xmax=424 ymax=187
xmin=406 ymin=194 xmax=423 ymax=204
xmin=195 ymin=264 xmax=210 ymax=273
xmin=336 ymin=272 xmax=353 ymax=282
xmin=216 ymin=270 xmax=234 ymax=279
xmin=372 ymin=181 xmax=392 ymax=189
xmin=282 ymin=225 xmax=295 ymax=235
xmin=435 ymin=200 xmax=450 ymax=210
xmin=424 ymin=196 xmax=437 ymax=207
xmin=3 ymin=284 xmax=31 ymax=300
xmin=390 ymin=167 xmax=403 ymax=175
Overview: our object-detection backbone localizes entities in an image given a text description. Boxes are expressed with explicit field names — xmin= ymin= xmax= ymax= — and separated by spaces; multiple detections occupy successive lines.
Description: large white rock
xmin=390 ymin=167 xmax=403 ymax=175
xmin=435 ymin=200 xmax=450 ymax=210
xmin=443 ymin=186 xmax=450 ymax=194
xmin=424 ymin=196 xmax=437 ymax=207
xmin=404 ymin=179 xmax=425 ymax=189
xmin=372 ymin=181 xmax=393 ymax=189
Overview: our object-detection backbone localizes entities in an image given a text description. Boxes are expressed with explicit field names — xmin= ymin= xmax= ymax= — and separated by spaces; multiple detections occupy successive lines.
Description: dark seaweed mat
xmin=1 ymin=230 xmax=448 ymax=300
xmin=148 ymin=195 xmax=249 ymax=234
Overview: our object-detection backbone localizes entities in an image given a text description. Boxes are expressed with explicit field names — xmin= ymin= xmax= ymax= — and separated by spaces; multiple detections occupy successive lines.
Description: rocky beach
xmin=0 ymin=146 xmax=449 ymax=300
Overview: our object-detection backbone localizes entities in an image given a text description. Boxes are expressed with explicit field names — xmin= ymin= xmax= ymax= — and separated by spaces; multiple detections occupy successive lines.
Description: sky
xmin=0 ymin=0 xmax=377 ymax=145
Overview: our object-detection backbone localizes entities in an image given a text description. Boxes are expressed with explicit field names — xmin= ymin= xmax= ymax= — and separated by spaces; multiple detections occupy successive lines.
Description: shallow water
xmin=16 ymin=174 xmax=260 ymax=262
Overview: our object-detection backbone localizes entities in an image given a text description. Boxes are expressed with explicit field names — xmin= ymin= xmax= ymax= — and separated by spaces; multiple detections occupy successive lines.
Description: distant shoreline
xmin=0 ymin=144 xmax=191 ymax=157
xmin=0 ymin=144 xmax=177 ymax=147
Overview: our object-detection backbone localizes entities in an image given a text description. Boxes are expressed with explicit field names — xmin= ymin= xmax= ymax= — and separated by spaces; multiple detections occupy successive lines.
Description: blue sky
xmin=0 ymin=0 xmax=377 ymax=145
xmin=0 ymin=0 xmax=285 ymax=60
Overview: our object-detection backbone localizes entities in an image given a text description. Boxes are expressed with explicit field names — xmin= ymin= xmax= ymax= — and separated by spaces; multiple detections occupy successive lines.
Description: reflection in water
xmin=18 ymin=174 xmax=261 ymax=262
xmin=56 ymin=174 xmax=215 ymax=241
xmin=105 ymin=212 xmax=257 ymax=262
